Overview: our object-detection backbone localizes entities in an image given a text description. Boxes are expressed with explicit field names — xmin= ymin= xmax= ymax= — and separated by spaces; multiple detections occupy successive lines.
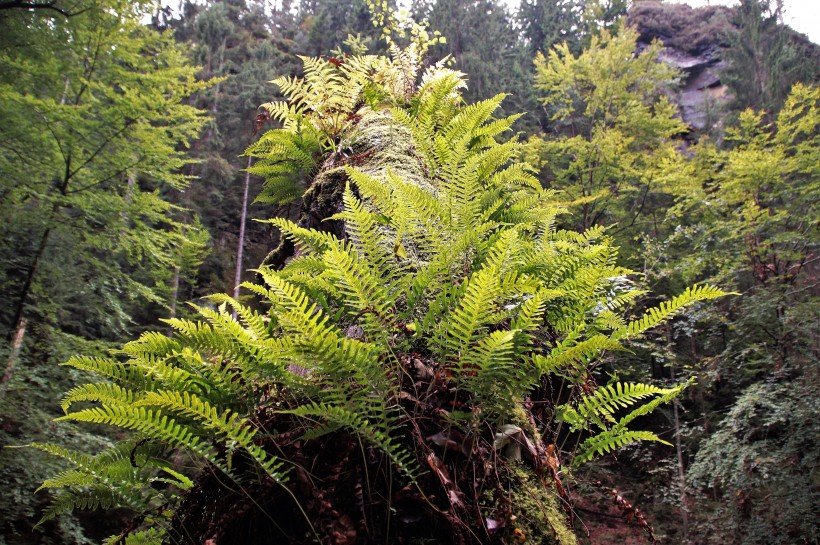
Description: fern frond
xmin=617 ymin=378 xmax=693 ymax=429
xmin=436 ymin=266 xmax=501 ymax=357
xmin=206 ymin=293 xmax=269 ymax=340
xmin=573 ymin=430 xmax=670 ymax=466
xmin=39 ymin=488 xmax=143 ymax=524
xmin=613 ymin=285 xmax=728 ymax=340
xmin=571 ymin=382 xmax=676 ymax=429
xmin=62 ymin=356 xmax=159 ymax=391
xmin=321 ymin=246 xmax=394 ymax=343
xmin=104 ymin=528 xmax=166 ymax=545
xmin=532 ymin=334 xmax=622 ymax=377
xmin=56 ymin=405 xmax=229 ymax=476
xmin=261 ymin=217 xmax=344 ymax=255
xmin=284 ymin=401 xmax=416 ymax=479
xmin=331 ymin=185 xmax=394 ymax=279
xmin=137 ymin=390 xmax=285 ymax=480
xmin=61 ymin=382 xmax=141 ymax=413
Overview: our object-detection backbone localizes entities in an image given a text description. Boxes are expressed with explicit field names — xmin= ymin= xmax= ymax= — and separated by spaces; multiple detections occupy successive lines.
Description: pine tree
xmin=722 ymin=0 xmax=820 ymax=116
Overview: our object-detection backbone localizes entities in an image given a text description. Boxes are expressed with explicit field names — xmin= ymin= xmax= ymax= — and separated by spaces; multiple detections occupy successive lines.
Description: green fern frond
xmin=284 ymin=401 xmax=416 ymax=479
xmin=29 ymin=441 xmax=170 ymax=525
xmin=613 ymin=285 xmax=728 ymax=340
xmin=137 ymin=390 xmax=285 ymax=480
xmin=39 ymin=488 xmax=142 ymax=525
xmin=532 ymin=334 xmax=623 ymax=376
xmin=321 ymin=246 xmax=394 ymax=342
xmin=56 ymin=404 xmax=230 ymax=476
xmin=617 ymin=378 xmax=693 ymax=429
xmin=61 ymin=382 xmax=141 ymax=413
xmin=37 ymin=468 xmax=96 ymax=491
xmin=573 ymin=430 xmax=670 ymax=467
xmin=62 ymin=355 xmax=159 ymax=391
xmin=206 ymin=293 xmax=269 ymax=340
xmin=576 ymin=382 xmax=677 ymax=427
xmin=104 ymin=528 xmax=166 ymax=545
xmin=155 ymin=466 xmax=194 ymax=491
xmin=331 ymin=185 xmax=395 ymax=279
xmin=261 ymin=217 xmax=344 ymax=255
xmin=437 ymin=266 xmax=502 ymax=357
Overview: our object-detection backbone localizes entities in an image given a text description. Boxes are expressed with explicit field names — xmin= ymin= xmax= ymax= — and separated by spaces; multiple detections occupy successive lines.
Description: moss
xmin=507 ymin=464 xmax=577 ymax=545
xmin=351 ymin=109 xmax=431 ymax=192
xmin=262 ymin=108 xmax=429 ymax=269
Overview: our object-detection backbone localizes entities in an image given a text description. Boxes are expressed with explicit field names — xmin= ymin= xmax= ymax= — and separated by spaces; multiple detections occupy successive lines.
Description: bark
xmin=0 ymin=319 xmax=27 ymax=406
xmin=232 ymin=157 xmax=252 ymax=319
xmin=668 ymin=326 xmax=690 ymax=541
xmin=168 ymin=265 xmax=181 ymax=336
xmin=205 ymin=39 xmax=227 ymax=146
xmin=8 ymin=224 xmax=51 ymax=341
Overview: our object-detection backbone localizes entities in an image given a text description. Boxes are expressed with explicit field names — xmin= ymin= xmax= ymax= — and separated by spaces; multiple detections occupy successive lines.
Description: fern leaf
xmin=613 ymin=285 xmax=728 ymax=340
xmin=573 ymin=430 xmax=670 ymax=467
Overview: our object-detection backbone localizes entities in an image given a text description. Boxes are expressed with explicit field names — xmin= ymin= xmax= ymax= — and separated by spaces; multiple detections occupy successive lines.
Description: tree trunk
xmin=667 ymin=326 xmax=689 ymax=541
xmin=8 ymin=225 xmax=51 ymax=341
xmin=0 ymin=319 xmax=27 ymax=405
xmin=233 ymin=157 xmax=252 ymax=319
xmin=168 ymin=265 xmax=181 ymax=336
xmin=205 ymin=39 xmax=227 ymax=145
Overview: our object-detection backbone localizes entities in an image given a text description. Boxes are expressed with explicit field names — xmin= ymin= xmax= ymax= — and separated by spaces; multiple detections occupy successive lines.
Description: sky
xmin=670 ymin=0 xmax=819 ymax=44
xmin=163 ymin=0 xmax=819 ymax=45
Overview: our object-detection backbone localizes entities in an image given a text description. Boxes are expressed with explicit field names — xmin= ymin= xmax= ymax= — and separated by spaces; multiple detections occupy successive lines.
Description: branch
xmin=66 ymin=159 xmax=141 ymax=194
xmin=0 ymin=1 xmax=87 ymax=17
xmin=66 ymin=118 xmax=136 ymax=181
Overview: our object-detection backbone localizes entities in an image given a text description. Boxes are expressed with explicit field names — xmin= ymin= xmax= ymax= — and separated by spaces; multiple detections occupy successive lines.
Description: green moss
xmin=351 ymin=109 xmax=431 ymax=193
xmin=507 ymin=464 xmax=577 ymax=545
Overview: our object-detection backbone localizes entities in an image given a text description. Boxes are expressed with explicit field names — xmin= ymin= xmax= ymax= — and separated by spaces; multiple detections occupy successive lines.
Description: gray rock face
xmin=627 ymin=2 xmax=735 ymax=131
xmin=657 ymin=46 xmax=730 ymax=130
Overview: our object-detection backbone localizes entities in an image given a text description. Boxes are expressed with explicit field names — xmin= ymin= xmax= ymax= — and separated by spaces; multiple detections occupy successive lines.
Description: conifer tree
xmin=722 ymin=0 xmax=820 ymax=115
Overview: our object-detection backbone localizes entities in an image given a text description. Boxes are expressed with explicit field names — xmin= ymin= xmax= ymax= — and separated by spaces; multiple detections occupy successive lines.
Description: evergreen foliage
xmin=722 ymin=0 xmax=820 ymax=115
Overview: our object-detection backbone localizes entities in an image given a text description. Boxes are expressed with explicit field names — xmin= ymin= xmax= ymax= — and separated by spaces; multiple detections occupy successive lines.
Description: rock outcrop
xmin=628 ymin=2 xmax=734 ymax=130
xmin=628 ymin=0 xmax=820 ymax=131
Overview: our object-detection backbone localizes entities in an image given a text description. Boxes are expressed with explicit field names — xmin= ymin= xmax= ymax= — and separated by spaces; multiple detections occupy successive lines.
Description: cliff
xmin=627 ymin=1 xmax=820 ymax=130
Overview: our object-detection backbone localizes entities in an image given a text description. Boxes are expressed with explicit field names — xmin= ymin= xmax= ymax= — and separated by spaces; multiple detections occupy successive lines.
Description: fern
xmin=573 ymin=430 xmax=670 ymax=465
xmin=283 ymin=401 xmax=416 ymax=479
xmin=558 ymin=379 xmax=692 ymax=466
xmin=613 ymin=284 xmax=727 ymax=340
xmin=104 ymin=528 xmax=166 ymax=545
xmin=35 ymin=42 xmax=728 ymax=543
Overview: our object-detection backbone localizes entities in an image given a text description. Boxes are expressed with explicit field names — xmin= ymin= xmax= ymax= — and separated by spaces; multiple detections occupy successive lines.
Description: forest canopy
xmin=0 ymin=1 xmax=817 ymax=544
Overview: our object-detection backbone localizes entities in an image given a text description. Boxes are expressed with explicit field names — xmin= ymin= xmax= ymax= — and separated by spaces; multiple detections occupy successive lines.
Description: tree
xmin=32 ymin=42 xmax=724 ymax=545
xmin=414 ymin=0 xmax=535 ymax=125
xmin=163 ymin=0 xmax=306 ymax=298
xmin=0 ymin=2 xmax=212 ymax=542
xmin=632 ymin=83 xmax=819 ymax=545
xmin=299 ymin=0 xmax=382 ymax=56
xmin=526 ymin=27 xmax=687 ymax=240
xmin=720 ymin=0 xmax=820 ymax=117
xmin=0 ymin=1 xmax=211 ymax=346
xmin=519 ymin=0 xmax=583 ymax=56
